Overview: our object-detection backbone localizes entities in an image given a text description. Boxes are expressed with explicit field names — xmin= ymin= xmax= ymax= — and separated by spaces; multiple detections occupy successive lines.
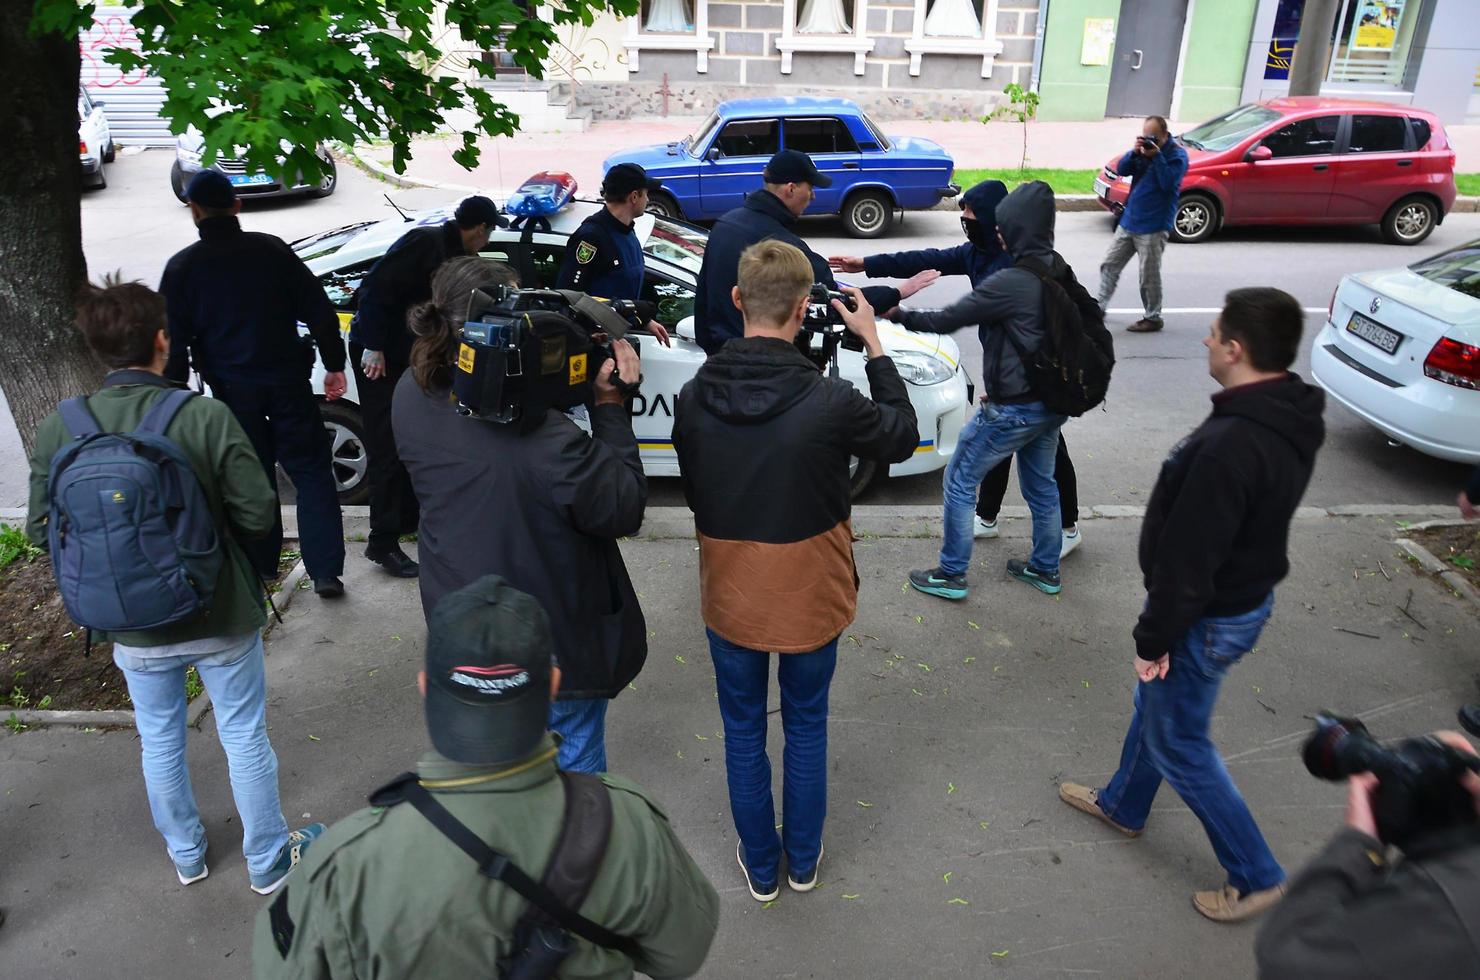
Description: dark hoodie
xmin=1134 ymin=374 xmax=1326 ymax=661
xmin=897 ymin=181 xmax=1085 ymax=403
xmin=862 ymin=180 xmax=1011 ymax=287
xmin=672 ymin=337 xmax=917 ymax=652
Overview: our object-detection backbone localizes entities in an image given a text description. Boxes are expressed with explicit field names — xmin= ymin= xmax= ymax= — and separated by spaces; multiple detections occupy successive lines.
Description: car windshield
xmin=686 ymin=112 xmax=721 ymax=158
xmin=292 ymin=221 xmax=378 ymax=261
xmin=1180 ymin=105 xmax=1282 ymax=151
xmin=643 ymin=216 xmax=706 ymax=275
xmin=859 ymin=111 xmax=892 ymax=150
xmin=1410 ymin=243 xmax=1480 ymax=301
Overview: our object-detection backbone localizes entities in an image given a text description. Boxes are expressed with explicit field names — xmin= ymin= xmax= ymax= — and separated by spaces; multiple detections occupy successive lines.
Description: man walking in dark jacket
xmin=692 ymin=149 xmax=935 ymax=356
xmin=160 ymin=171 xmax=349 ymax=597
xmin=896 ymin=181 xmax=1088 ymax=601
xmin=831 ymin=179 xmax=1085 ymax=558
xmin=674 ymin=240 xmax=917 ymax=902
xmin=1098 ymin=116 xmax=1189 ymax=333
xmin=1059 ymin=287 xmax=1326 ymax=923
xmin=349 ymin=196 xmax=503 ymax=578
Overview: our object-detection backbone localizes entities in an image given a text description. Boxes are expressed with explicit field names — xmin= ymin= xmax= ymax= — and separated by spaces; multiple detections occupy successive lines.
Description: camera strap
xmin=393 ymin=771 xmax=639 ymax=959
xmin=555 ymin=290 xmax=631 ymax=340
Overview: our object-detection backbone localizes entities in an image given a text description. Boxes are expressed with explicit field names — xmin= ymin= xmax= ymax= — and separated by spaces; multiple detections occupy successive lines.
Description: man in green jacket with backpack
xmin=26 ymin=275 xmax=323 ymax=896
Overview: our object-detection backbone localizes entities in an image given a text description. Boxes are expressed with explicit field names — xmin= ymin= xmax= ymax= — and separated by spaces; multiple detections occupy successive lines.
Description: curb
xmin=6 ymin=558 xmax=308 ymax=732
xmin=1395 ymin=525 xmax=1480 ymax=609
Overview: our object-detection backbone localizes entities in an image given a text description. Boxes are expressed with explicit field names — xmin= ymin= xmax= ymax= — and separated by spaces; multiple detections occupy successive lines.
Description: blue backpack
xmin=46 ymin=389 xmax=223 ymax=632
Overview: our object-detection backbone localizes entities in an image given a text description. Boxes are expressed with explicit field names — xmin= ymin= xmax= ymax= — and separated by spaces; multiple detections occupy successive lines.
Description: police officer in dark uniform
xmin=161 ymin=170 xmax=349 ymax=598
xmin=349 ymin=196 xmax=504 ymax=579
xmin=557 ymin=163 xmax=671 ymax=347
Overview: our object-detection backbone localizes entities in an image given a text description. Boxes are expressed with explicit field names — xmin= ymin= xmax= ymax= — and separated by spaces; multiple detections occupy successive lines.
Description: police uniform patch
xmin=575 ymin=241 xmax=598 ymax=265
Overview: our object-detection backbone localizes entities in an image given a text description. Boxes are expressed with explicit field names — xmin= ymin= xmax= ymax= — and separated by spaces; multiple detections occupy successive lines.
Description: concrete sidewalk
xmin=2 ymin=510 xmax=1477 ymax=977
xmin=362 ymin=116 xmax=1480 ymax=198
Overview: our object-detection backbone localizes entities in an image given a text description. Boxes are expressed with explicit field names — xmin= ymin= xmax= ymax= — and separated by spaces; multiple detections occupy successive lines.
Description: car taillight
xmin=1424 ymin=337 xmax=1480 ymax=390
xmin=79 ymin=140 xmax=87 ymax=153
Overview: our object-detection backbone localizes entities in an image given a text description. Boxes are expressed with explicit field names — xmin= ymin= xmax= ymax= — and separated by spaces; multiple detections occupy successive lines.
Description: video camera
xmin=453 ymin=287 xmax=646 ymax=431
xmin=1302 ymin=706 xmax=1480 ymax=848
xmin=796 ymin=284 xmax=862 ymax=378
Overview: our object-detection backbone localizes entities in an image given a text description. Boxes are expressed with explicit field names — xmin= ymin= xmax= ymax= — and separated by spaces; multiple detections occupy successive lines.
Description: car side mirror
xmin=1246 ymin=145 xmax=1272 ymax=163
xmin=706 ymin=146 xmax=722 ymax=162
xmin=676 ymin=316 xmax=696 ymax=341
xmin=92 ymin=99 xmax=106 ymax=108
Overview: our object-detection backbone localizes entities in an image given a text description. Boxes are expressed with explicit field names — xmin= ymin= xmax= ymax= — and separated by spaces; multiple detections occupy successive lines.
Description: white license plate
xmin=1093 ymin=177 xmax=1110 ymax=197
xmin=229 ymin=173 xmax=273 ymax=187
xmin=1346 ymin=312 xmax=1402 ymax=355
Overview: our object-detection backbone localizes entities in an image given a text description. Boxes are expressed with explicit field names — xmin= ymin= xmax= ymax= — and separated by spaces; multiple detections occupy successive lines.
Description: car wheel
xmin=848 ymin=457 xmax=877 ymax=500
xmin=88 ymin=163 xmax=107 ymax=191
xmin=170 ymin=161 xmax=189 ymax=203
xmin=842 ymin=191 xmax=894 ymax=239
xmin=310 ymin=157 xmax=338 ymax=198
xmin=1381 ymin=196 xmax=1437 ymax=246
xmin=319 ymin=401 xmax=371 ymax=506
xmin=1170 ymin=194 xmax=1218 ymax=243
xmin=103 ymin=141 xmax=115 ymax=164
xmin=646 ymin=191 xmax=682 ymax=220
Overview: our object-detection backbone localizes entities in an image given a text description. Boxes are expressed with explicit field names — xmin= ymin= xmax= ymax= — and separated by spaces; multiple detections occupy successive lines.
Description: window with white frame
xmin=905 ymin=0 xmax=1003 ymax=77
xmin=776 ymin=0 xmax=875 ymax=75
xmin=624 ymin=0 xmax=716 ymax=73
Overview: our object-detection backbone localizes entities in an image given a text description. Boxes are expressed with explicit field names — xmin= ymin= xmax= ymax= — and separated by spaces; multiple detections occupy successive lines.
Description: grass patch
xmin=1456 ymin=174 xmax=1480 ymax=197
xmin=0 ymin=524 xmax=41 ymax=572
xmin=955 ymin=168 xmax=1098 ymax=195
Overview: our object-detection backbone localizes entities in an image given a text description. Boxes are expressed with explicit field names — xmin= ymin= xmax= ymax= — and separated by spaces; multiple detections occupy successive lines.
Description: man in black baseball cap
xmin=252 ymin=574 xmax=722 ymax=977
xmin=762 ymin=148 xmax=833 ymax=189
xmin=557 ymin=162 xmax=673 ymax=345
xmin=186 ymin=169 xmax=239 ymax=210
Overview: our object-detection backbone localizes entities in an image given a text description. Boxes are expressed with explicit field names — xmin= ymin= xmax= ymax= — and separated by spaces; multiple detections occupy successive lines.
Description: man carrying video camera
xmin=1256 ymin=724 xmax=1480 ymax=977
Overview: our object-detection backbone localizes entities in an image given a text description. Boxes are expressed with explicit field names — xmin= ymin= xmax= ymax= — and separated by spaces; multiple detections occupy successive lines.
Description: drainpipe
xmin=1029 ymin=0 xmax=1050 ymax=92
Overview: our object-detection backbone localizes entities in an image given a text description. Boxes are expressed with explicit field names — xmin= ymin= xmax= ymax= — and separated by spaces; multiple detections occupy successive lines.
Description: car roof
xmin=715 ymin=97 xmax=863 ymax=119
xmin=1261 ymin=96 xmax=1438 ymax=118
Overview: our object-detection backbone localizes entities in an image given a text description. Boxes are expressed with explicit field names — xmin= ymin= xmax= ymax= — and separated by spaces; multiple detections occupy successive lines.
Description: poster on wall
xmin=1080 ymin=17 xmax=1114 ymax=66
xmin=1353 ymin=0 xmax=1406 ymax=51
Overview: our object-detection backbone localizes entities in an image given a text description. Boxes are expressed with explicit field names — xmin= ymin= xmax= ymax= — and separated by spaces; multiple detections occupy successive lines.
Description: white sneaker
xmin=973 ymin=517 xmax=999 ymax=539
xmin=1061 ymin=527 xmax=1083 ymax=558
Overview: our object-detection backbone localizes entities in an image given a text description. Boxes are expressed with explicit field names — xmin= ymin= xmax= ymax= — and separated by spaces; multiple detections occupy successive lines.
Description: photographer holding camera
xmin=673 ymin=239 xmax=917 ymax=902
xmin=1096 ymin=115 xmax=1187 ymax=334
xmin=1256 ymin=724 xmax=1480 ymax=978
xmin=392 ymin=257 xmax=649 ymax=774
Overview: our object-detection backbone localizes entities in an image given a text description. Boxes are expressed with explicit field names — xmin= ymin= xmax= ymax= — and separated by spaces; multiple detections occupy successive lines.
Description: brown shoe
xmin=1192 ymin=882 xmax=1287 ymax=923
xmin=1127 ymin=318 xmax=1164 ymax=333
xmin=1058 ymin=782 xmax=1143 ymax=838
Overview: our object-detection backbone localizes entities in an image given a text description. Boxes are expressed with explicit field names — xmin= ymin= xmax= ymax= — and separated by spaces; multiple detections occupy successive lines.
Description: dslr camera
xmin=796 ymin=283 xmax=861 ymax=376
xmin=453 ymin=287 xmax=646 ymax=431
xmin=1303 ymin=708 xmax=1480 ymax=848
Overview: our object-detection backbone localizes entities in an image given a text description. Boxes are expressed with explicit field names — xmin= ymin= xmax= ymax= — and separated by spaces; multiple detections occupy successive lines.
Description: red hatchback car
xmin=1095 ymin=97 xmax=1457 ymax=246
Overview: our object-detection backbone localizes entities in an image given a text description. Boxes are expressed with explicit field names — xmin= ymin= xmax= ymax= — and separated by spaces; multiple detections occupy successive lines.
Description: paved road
xmin=2 ymin=148 xmax=1473 ymax=510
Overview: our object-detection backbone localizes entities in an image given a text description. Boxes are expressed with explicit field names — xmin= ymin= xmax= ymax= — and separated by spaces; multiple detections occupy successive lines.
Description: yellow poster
xmin=1081 ymin=17 xmax=1115 ymax=66
xmin=1353 ymin=0 xmax=1404 ymax=51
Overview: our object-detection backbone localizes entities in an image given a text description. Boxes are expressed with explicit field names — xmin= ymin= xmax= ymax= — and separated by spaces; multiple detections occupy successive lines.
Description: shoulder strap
xmin=398 ymin=776 xmax=639 ymax=957
xmin=135 ymin=389 xmax=195 ymax=437
xmin=58 ymin=397 xmax=102 ymax=440
xmin=1014 ymin=256 xmax=1053 ymax=282
xmin=530 ymin=772 xmax=613 ymax=921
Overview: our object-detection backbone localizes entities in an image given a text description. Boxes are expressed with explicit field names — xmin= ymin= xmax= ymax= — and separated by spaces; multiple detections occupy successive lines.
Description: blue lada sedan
xmin=604 ymin=97 xmax=958 ymax=238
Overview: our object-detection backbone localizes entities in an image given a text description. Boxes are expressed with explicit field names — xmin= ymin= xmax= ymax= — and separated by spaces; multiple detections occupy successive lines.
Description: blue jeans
xmin=113 ymin=633 xmax=290 ymax=878
xmin=1097 ymin=594 xmax=1285 ymax=895
xmin=548 ymin=698 xmax=610 ymax=774
xmin=708 ymin=628 xmax=838 ymax=886
xmin=940 ymin=402 xmax=1065 ymax=577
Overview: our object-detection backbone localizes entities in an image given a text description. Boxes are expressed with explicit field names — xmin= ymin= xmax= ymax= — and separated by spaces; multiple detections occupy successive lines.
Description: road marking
xmin=1106 ymin=307 xmax=1327 ymax=315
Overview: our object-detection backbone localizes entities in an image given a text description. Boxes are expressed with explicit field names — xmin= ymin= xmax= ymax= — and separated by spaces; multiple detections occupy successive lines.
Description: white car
xmin=78 ymin=86 xmax=113 ymax=190
xmin=1312 ymin=239 xmax=1480 ymax=463
xmin=291 ymin=193 xmax=971 ymax=503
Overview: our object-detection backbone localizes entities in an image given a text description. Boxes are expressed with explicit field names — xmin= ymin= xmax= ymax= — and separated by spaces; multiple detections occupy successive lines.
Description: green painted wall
xmin=1038 ymin=0 xmax=1122 ymax=121
xmin=1175 ymin=0 xmax=1258 ymax=123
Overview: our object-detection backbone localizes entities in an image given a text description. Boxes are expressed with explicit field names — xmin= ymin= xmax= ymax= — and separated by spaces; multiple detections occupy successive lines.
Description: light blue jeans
xmin=114 ymin=632 xmax=289 ymax=878
xmin=940 ymin=401 xmax=1065 ymax=577
xmin=548 ymin=698 xmax=610 ymax=774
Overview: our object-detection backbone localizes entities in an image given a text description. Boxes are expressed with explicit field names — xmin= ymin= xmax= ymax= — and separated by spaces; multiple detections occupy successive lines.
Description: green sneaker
xmin=1007 ymin=559 xmax=1061 ymax=595
xmin=908 ymin=567 xmax=968 ymax=600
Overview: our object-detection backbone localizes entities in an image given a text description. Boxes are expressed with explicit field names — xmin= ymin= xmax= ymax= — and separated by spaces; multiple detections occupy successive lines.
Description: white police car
xmin=293 ymin=173 xmax=971 ymax=503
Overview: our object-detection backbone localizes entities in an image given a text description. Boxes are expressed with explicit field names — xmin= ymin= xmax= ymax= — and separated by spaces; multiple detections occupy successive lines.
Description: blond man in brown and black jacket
xmin=673 ymin=239 xmax=917 ymax=904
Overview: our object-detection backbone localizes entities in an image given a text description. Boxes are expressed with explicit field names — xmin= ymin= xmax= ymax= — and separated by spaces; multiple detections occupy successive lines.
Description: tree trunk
xmin=0 ymin=0 xmax=103 ymax=459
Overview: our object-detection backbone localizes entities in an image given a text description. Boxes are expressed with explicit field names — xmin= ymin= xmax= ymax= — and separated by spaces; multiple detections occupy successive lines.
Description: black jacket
xmin=898 ymin=182 xmax=1073 ymax=402
xmin=1134 ymin=374 xmax=1325 ymax=659
xmin=673 ymin=337 xmax=917 ymax=652
xmin=693 ymin=191 xmax=900 ymax=356
xmin=1256 ymin=826 xmax=1480 ymax=979
xmin=392 ymin=376 xmax=648 ymax=699
xmin=160 ymin=216 xmax=345 ymax=386
xmin=351 ymin=221 xmax=464 ymax=363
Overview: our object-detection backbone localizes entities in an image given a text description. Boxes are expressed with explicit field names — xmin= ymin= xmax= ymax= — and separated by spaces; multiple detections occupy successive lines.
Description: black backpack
xmin=1006 ymin=257 xmax=1116 ymax=417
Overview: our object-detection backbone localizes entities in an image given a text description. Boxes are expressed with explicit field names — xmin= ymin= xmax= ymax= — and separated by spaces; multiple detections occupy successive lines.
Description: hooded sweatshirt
xmin=862 ymin=180 xmax=1011 ymax=287
xmin=672 ymin=337 xmax=918 ymax=652
xmin=898 ymin=181 xmax=1087 ymax=402
xmin=1133 ymin=374 xmax=1326 ymax=660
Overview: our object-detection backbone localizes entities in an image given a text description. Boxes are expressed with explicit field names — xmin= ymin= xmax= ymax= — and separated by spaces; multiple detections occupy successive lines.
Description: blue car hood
xmin=888 ymin=135 xmax=951 ymax=160
xmin=603 ymin=142 xmax=695 ymax=174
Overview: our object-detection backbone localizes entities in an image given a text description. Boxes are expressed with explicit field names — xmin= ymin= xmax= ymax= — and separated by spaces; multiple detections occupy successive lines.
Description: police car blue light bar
xmin=505 ymin=172 xmax=578 ymax=217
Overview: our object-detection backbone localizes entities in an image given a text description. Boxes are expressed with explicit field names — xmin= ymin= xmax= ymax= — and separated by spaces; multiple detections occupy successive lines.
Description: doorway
xmin=1104 ymin=0 xmax=1191 ymax=118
